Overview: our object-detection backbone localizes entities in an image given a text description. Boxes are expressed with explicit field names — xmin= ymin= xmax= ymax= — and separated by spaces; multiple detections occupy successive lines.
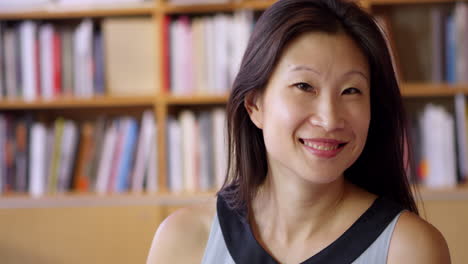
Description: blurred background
xmin=0 ymin=0 xmax=466 ymax=263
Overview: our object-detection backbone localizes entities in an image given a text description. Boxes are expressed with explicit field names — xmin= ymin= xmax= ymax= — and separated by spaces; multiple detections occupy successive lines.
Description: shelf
xmin=0 ymin=3 xmax=155 ymax=20
xmin=0 ymin=186 xmax=466 ymax=208
xmin=400 ymin=83 xmax=468 ymax=97
xmin=162 ymin=0 xmax=276 ymax=13
xmin=162 ymin=2 xmax=238 ymax=14
xmin=0 ymin=96 xmax=155 ymax=110
xmin=165 ymin=94 xmax=229 ymax=105
xmin=418 ymin=185 xmax=468 ymax=201
xmin=0 ymin=192 xmax=216 ymax=209
xmin=369 ymin=0 xmax=457 ymax=5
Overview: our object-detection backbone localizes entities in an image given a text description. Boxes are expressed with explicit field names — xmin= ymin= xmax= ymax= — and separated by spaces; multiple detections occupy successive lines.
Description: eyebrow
xmin=289 ymin=65 xmax=369 ymax=81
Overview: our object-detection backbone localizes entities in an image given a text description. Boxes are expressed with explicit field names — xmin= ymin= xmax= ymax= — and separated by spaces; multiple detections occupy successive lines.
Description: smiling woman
xmin=146 ymin=0 xmax=451 ymax=263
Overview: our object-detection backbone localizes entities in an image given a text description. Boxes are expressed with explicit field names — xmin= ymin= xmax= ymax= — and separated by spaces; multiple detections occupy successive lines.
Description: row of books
xmin=0 ymin=19 xmax=104 ymax=100
xmin=0 ymin=16 xmax=157 ymax=100
xmin=0 ymin=111 xmax=157 ymax=196
xmin=408 ymin=96 xmax=468 ymax=188
xmin=167 ymin=108 xmax=227 ymax=193
xmin=166 ymin=11 xmax=253 ymax=95
xmin=0 ymin=0 xmax=152 ymax=13
xmin=390 ymin=2 xmax=468 ymax=83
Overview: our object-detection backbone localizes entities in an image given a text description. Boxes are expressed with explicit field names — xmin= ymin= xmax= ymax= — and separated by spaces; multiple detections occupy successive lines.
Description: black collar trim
xmin=217 ymin=194 xmax=403 ymax=264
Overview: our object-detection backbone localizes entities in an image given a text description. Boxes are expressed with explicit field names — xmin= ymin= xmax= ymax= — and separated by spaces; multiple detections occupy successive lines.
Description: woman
xmin=147 ymin=0 xmax=451 ymax=263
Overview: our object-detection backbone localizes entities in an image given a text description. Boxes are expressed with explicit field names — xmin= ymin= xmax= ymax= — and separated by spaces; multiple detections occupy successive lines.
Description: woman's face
xmin=247 ymin=32 xmax=371 ymax=184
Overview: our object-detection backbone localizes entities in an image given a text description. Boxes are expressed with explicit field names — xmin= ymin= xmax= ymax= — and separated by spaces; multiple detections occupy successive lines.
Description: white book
xmin=29 ymin=122 xmax=47 ymax=197
xmin=212 ymin=108 xmax=227 ymax=188
xmin=170 ymin=20 xmax=179 ymax=94
xmin=0 ymin=0 xmax=51 ymax=12
xmin=146 ymin=133 xmax=158 ymax=193
xmin=39 ymin=23 xmax=54 ymax=100
xmin=180 ymin=110 xmax=197 ymax=192
xmin=184 ymin=18 xmax=194 ymax=95
xmin=443 ymin=112 xmax=457 ymax=187
xmin=19 ymin=21 xmax=38 ymax=101
xmin=213 ymin=15 xmax=229 ymax=94
xmin=131 ymin=111 xmax=156 ymax=192
xmin=205 ymin=18 xmax=215 ymax=94
xmin=198 ymin=111 xmax=213 ymax=191
xmin=73 ymin=19 xmax=94 ymax=98
xmin=167 ymin=117 xmax=183 ymax=192
xmin=229 ymin=10 xmax=253 ymax=85
xmin=95 ymin=121 xmax=118 ymax=194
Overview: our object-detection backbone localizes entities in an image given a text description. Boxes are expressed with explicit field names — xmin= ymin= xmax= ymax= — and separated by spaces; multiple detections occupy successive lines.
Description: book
xmin=102 ymin=17 xmax=156 ymax=96
xmin=167 ymin=117 xmax=183 ymax=192
xmin=131 ymin=110 xmax=156 ymax=193
xmin=29 ymin=122 xmax=47 ymax=197
xmin=95 ymin=120 xmax=118 ymax=194
xmin=73 ymin=122 xmax=95 ymax=192
xmin=180 ymin=110 xmax=197 ymax=192
xmin=73 ymin=19 xmax=94 ymax=98
xmin=115 ymin=117 xmax=139 ymax=192
xmin=390 ymin=6 xmax=432 ymax=81
xmin=19 ymin=21 xmax=39 ymax=101
xmin=4 ymin=27 xmax=18 ymax=98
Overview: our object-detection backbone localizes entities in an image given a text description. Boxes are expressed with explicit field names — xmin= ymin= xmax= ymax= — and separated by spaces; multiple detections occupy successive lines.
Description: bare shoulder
xmin=146 ymin=200 xmax=216 ymax=264
xmin=387 ymin=211 xmax=451 ymax=264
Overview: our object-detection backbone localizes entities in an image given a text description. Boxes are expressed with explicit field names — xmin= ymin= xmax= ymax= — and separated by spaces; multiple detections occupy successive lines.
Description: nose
xmin=308 ymin=98 xmax=345 ymax=132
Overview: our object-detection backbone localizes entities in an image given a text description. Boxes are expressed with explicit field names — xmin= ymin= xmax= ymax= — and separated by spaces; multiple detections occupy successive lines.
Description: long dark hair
xmin=219 ymin=0 xmax=418 ymax=215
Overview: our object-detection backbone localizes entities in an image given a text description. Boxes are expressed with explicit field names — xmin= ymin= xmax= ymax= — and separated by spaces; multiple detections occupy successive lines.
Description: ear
xmin=244 ymin=91 xmax=264 ymax=129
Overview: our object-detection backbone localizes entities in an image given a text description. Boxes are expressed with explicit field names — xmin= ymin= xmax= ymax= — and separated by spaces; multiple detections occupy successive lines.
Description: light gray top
xmin=201 ymin=211 xmax=403 ymax=264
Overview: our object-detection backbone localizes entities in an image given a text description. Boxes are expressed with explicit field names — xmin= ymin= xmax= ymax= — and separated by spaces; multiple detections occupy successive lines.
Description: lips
xmin=299 ymin=138 xmax=347 ymax=158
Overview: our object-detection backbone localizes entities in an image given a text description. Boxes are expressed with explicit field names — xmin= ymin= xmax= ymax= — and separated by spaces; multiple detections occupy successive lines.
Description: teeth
xmin=303 ymin=140 xmax=340 ymax=151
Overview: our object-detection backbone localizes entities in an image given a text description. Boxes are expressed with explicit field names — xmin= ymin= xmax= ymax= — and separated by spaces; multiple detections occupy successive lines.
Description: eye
xmin=294 ymin=82 xmax=315 ymax=93
xmin=342 ymin=87 xmax=362 ymax=95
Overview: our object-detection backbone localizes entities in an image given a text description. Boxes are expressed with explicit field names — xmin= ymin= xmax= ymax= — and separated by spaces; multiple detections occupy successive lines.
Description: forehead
xmin=275 ymin=32 xmax=369 ymax=76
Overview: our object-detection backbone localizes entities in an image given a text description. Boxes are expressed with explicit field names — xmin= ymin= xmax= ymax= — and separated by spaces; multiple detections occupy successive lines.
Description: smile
xmin=299 ymin=138 xmax=347 ymax=158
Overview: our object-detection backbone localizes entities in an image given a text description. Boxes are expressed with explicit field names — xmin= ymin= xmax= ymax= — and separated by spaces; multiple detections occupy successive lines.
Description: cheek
xmin=263 ymin=93 xmax=305 ymax=131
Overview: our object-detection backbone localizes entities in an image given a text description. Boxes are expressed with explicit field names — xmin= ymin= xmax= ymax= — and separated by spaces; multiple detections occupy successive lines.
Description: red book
xmin=162 ymin=15 xmax=170 ymax=94
xmin=53 ymin=31 xmax=62 ymax=96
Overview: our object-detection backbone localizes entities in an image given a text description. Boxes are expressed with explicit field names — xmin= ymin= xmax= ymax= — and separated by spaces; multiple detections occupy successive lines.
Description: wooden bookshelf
xmin=0 ymin=4 xmax=155 ymax=20
xmin=0 ymin=96 xmax=155 ymax=110
xmin=162 ymin=2 xmax=238 ymax=14
xmin=0 ymin=185 xmax=467 ymax=208
xmin=400 ymin=83 xmax=468 ymax=97
xmin=164 ymin=94 xmax=229 ymax=105
xmin=0 ymin=192 xmax=216 ymax=209
xmin=369 ymin=0 xmax=457 ymax=5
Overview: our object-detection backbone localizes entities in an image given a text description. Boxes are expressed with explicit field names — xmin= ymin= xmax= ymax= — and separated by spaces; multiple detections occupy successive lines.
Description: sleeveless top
xmin=201 ymin=195 xmax=404 ymax=264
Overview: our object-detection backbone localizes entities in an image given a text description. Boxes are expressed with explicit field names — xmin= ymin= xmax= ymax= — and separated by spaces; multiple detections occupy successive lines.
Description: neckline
xmin=217 ymin=194 xmax=402 ymax=264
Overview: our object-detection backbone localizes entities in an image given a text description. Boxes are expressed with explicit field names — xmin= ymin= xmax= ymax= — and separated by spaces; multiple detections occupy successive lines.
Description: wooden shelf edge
xmin=0 ymin=185 xmax=467 ymax=209
xmin=0 ymin=192 xmax=217 ymax=209
xmin=401 ymin=83 xmax=468 ymax=97
xmin=0 ymin=3 xmax=155 ymax=20
xmin=416 ymin=185 xmax=468 ymax=201
xmin=369 ymin=0 xmax=456 ymax=5
xmin=0 ymin=96 xmax=156 ymax=109
xmin=164 ymin=94 xmax=229 ymax=105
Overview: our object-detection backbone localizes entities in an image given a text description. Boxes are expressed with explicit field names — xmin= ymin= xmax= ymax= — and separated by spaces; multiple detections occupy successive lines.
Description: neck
xmin=251 ymin=172 xmax=349 ymax=246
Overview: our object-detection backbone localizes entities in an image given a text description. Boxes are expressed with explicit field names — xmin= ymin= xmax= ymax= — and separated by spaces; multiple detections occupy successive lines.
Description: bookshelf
xmin=0 ymin=0 xmax=466 ymax=202
xmin=0 ymin=1 xmax=466 ymax=264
